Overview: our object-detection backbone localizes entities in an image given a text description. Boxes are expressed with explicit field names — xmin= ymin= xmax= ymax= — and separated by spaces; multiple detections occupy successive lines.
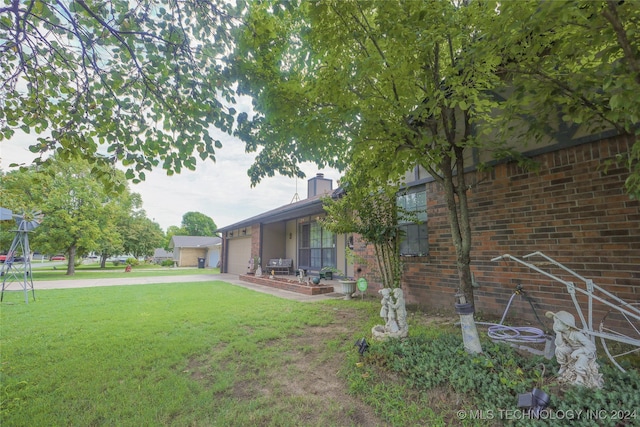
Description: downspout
xmin=222 ymin=234 xmax=228 ymax=273
xmin=259 ymin=223 xmax=264 ymax=269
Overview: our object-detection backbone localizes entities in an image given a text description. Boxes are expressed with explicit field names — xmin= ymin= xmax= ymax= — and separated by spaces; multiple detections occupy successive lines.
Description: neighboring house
xmin=169 ymin=236 xmax=221 ymax=268
xmin=218 ymin=174 xmax=355 ymax=278
xmin=152 ymin=248 xmax=173 ymax=264
xmin=219 ymin=131 xmax=639 ymax=327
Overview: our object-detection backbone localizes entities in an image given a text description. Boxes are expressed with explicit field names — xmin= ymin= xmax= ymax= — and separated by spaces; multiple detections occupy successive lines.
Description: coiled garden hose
xmin=477 ymin=288 xmax=549 ymax=344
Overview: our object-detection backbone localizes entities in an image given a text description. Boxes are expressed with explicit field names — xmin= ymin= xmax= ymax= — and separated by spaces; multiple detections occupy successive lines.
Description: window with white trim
xmin=298 ymin=221 xmax=336 ymax=270
xmin=397 ymin=189 xmax=428 ymax=256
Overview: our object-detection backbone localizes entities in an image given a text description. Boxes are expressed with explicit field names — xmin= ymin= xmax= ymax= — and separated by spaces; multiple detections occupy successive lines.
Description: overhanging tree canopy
xmin=234 ymin=0 xmax=639 ymax=306
xmin=235 ymin=0 xmax=512 ymax=305
xmin=1 ymin=0 xmax=242 ymax=183
xmin=486 ymin=0 xmax=640 ymax=197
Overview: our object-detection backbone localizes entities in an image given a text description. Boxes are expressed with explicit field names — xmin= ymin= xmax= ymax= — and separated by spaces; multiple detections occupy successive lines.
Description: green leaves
xmin=490 ymin=0 xmax=640 ymax=195
xmin=9 ymin=154 xmax=164 ymax=266
xmin=322 ymin=168 xmax=403 ymax=288
xmin=1 ymin=0 xmax=240 ymax=181
xmin=181 ymin=212 xmax=218 ymax=237
xmin=234 ymin=0 xmax=640 ymax=197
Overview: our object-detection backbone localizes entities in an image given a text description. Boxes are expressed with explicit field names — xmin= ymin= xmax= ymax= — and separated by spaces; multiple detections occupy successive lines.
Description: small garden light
xmin=517 ymin=388 xmax=550 ymax=419
xmin=354 ymin=337 xmax=369 ymax=356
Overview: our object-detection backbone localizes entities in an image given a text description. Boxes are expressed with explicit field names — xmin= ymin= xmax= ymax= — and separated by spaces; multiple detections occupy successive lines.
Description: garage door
xmin=208 ymin=248 xmax=220 ymax=268
xmin=227 ymin=237 xmax=252 ymax=275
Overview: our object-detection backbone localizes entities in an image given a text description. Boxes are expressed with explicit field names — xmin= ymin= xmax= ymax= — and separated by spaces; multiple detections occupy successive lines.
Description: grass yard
xmin=28 ymin=263 xmax=217 ymax=281
xmin=0 ymin=281 xmax=380 ymax=426
xmin=2 ymin=278 xmax=638 ymax=426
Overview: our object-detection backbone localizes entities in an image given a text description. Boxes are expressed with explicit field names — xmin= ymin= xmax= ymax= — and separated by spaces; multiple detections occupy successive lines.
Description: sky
xmin=1 ymin=131 xmax=342 ymax=232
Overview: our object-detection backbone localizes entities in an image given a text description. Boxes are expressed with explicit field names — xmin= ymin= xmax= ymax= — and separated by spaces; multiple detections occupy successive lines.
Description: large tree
xmin=1 ymin=157 xmax=157 ymax=274
xmin=234 ymin=0 xmax=510 ymax=307
xmin=123 ymin=215 xmax=164 ymax=259
xmin=181 ymin=211 xmax=218 ymax=236
xmin=1 ymin=0 xmax=241 ymax=183
xmin=12 ymin=157 xmax=113 ymax=274
xmin=233 ymin=0 xmax=640 ymax=308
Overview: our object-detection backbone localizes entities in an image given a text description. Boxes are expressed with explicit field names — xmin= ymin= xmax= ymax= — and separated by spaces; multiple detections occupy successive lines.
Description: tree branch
xmin=602 ymin=0 xmax=640 ymax=84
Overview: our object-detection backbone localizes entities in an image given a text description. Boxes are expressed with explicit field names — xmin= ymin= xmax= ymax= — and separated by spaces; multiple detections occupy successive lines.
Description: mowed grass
xmin=0 ymin=281 xmax=339 ymax=426
xmin=27 ymin=263 xmax=217 ymax=281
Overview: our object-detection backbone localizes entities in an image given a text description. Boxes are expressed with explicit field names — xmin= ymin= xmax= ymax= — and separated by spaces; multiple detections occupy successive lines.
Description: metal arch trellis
xmin=1 ymin=208 xmax=43 ymax=304
xmin=492 ymin=251 xmax=640 ymax=373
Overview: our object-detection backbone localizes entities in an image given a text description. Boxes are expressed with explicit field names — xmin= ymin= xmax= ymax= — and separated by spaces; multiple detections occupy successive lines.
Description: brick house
xmin=352 ymin=132 xmax=639 ymax=330
xmin=218 ymin=174 xmax=355 ymax=279
xmin=217 ymin=129 xmax=638 ymax=332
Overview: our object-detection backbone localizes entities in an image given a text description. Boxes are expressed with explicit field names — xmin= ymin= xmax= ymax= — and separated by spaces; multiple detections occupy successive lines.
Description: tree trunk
xmin=66 ymin=245 xmax=76 ymax=275
xmin=441 ymin=150 xmax=481 ymax=353
xmin=440 ymin=154 xmax=475 ymax=309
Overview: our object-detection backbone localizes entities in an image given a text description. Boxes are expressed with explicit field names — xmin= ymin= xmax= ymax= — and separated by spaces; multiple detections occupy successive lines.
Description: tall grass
xmin=1 ymin=281 xmax=337 ymax=426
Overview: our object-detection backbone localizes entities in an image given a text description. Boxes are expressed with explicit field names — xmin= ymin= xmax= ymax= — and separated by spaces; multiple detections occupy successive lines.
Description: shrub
xmin=352 ymin=332 xmax=640 ymax=426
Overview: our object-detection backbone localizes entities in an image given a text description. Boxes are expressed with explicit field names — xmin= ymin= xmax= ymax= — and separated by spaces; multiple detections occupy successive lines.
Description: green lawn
xmin=0 ymin=281 xmax=350 ymax=426
xmin=3 ymin=278 xmax=638 ymax=426
xmin=27 ymin=263 xmax=217 ymax=281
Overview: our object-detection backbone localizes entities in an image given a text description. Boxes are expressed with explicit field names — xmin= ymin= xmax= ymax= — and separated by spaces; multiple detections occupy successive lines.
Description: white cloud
xmin=1 ymin=131 xmax=342 ymax=232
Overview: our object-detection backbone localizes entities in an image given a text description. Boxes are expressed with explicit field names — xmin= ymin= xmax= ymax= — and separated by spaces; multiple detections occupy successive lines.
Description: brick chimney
xmin=307 ymin=173 xmax=332 ymax=198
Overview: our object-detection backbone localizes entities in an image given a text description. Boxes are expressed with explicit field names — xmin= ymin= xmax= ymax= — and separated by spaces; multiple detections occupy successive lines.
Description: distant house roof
xmin=217 ymin=188 xmax=342 ymax=232
xmin=153 ymin=248 xmax=173 ymax=258
xmin=169 ymin=236 xmax=221 ymax=249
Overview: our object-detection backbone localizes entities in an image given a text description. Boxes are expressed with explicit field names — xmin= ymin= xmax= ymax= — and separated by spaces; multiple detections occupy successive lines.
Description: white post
xmin=456 ymin=293 xmax=482 ymax=354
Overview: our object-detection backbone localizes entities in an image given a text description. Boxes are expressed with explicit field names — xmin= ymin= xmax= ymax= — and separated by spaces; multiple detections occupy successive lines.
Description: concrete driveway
xmin=17 ymin=273 xmax=341 ymax=302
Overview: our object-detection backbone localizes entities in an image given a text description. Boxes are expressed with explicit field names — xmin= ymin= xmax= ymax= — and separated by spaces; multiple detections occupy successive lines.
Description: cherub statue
xmin=372 ymin=288 xmax=408 ymax=340
xmin=379 ymin=288 xmax=390 ymax=319
xmin=393 ymin=288 xmax=408 ymax=333
xmin=546 ymin=311 xmax=603 ymax=388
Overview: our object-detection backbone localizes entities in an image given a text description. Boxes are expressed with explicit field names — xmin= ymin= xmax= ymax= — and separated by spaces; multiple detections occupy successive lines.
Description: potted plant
xmin=338 ymin=277 xmax=357 ymax=300
xmin=319 ymin=266 xmax=340 ymax=280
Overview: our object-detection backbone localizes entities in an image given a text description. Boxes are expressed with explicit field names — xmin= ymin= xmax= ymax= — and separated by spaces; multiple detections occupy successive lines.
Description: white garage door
xmin=227 ymin=237 xmax=252 ymax=275
xmin=208 ymin=249 xmax=220 ymax=268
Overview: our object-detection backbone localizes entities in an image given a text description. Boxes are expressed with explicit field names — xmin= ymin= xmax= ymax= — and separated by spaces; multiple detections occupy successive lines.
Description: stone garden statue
xmin=546 ymin=310 xmax=603 ymax=388
xmin=393 ymin=288 xmax=408 ymax=333
xmin=372 ymin=288 xmax=408 ymax=340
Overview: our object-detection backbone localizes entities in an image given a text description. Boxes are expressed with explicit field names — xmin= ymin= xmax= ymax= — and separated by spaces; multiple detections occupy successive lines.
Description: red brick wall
xmin=353 ymin=135 xmax=639 ymax=329
xmin=251 ymin=223 xmax=262 ymax=264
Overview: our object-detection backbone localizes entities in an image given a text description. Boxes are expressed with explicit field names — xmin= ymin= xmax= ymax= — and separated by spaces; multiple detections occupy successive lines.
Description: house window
xmin=298 ymin=221 xmax=336 ymax=270
xmin=397 ymin=189 xmax=428 ymax=256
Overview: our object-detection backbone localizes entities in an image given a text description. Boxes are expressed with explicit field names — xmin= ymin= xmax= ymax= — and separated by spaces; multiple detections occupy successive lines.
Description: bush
xmin=126 ymin=257 xmax=139 ymax=266
xmin=160 ymin=259 xmax=174 ymax=267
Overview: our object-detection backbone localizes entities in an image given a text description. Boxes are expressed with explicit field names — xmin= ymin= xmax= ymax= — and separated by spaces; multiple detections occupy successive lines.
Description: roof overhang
xmin=218 ymin=197 xmax=326 ymax=232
